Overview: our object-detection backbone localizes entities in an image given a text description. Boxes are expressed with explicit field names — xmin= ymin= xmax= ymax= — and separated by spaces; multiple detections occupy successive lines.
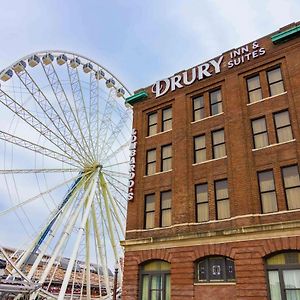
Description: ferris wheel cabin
xmin=57 ymin=54 xmax=67 ymax=65
xmin=12 ymin=60 xmax=26 ymax=74
xmin=95 ymin=69 xmax=105 ymax=80
xmin=42 ymin=53 xmax=54 ymax=65
xmin=106 ymin=78 xmax=115 ymax=88
xmin=0 ymin=69 xmax=13 ymax=81
xmin=28 ymin=55 xmax=40 ymax=67
xmin=83 ymin=62 xmax=93 ymax=73
xmin=70 ymin=57 xmax=81 ymax=68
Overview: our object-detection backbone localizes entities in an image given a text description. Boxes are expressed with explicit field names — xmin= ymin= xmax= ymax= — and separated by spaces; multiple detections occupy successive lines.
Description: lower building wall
xmin=122 ymin=235 xmax=300 ymax=300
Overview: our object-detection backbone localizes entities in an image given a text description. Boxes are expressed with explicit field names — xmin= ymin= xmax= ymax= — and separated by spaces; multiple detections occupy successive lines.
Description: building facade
xmin=122 ymin=22 xmax=300 ymax=300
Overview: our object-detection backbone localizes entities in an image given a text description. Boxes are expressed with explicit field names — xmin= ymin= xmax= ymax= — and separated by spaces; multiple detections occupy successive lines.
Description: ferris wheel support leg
xmin=91 ymin=203 xmax=111 ymax=295
xmin=99 ymin=173 xmax=119 ymax=267
xmin=85 ymin=215 xmax=91 ymax=300
xmin=58 ymin=171 xmax=99 ymax=300
xmin=38 ymin=172 xmax=95 ymax=285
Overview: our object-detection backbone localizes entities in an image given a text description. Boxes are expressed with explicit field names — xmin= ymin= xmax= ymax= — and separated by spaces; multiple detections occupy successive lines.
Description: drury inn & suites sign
xmin=152 ymin=41 xmax=266 ymax=98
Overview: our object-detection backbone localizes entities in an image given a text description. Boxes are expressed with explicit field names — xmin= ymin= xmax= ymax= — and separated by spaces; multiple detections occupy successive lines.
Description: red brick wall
xmin=123 ymin=236 xmax=300 ymax=300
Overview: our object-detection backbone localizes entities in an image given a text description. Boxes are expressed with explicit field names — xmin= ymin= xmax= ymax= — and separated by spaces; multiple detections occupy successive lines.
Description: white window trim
xmin=143 ymin=169 xmax=173 ymax=178
xmin=247 ymin=91 xmax=287 ymax=106
xmin=192 ymin=156 xmax=227 ymax=166
xmin=146 ymin=129 xmax=172 ymax=139
xmin=252 ymin=139 xmax=295 ymax=152
xmin=191 ymin=112 xmax=224 ymax=124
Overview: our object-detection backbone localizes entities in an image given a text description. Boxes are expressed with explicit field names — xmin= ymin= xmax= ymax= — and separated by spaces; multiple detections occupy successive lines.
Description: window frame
xmin=281 ymin=164 xmax=300 ymax=210
xmin=161 ymin=144 xmax=172 ymax=172
xmin=257 ymin=169 xmax=278 ymax=213
xmin=144 ymin=194 xmax=155 ymax=229
xmin=212 ymin=129 xmax=226 ymax=159
xmin=273 ymin=110 xmax=293 ymax=144
xmin=195 ymin=183 xmax=209 ymax=223
xmin=162 ymin=107 xmax=172 ymax=132
xmin=195 ymin=256 xmax=235 ymax=283
xmin=146 ymin=149 xmax=156 ymax=176
xmin=209 ymin=88 xmax=223 ymax=116
xmin=251 ymin=116 xmax=269 ymax=149
xmin=192 ymin=95 xmax=205 ymax=121
xmin=139 ymin=260 xmax=171 ymax=300
xmin=266 ymin=251 xmax=300 ymax=300
xmin=214 ymin=179 xmax=230 ymax=220
xmin=194 ymin=134 xmax=206 ymax=163
xmin=266 ymin=66 xmax=285 ymax=97
xmin=160 ymin=190 xmax=172 ymax=227
xmin=147 ymin=112 xmax=158 ymax=136
xmin=246 ymin=74 xmax=262 ymax=103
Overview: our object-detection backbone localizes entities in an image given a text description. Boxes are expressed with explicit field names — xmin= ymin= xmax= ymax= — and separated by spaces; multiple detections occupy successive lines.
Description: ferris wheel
xmin=0 ymin=51 xmax=132 ymax=299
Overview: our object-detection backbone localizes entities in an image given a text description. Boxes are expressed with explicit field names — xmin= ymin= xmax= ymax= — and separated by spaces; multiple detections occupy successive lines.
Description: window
xmin=215 ymin=179 xmax=230 ymax=220
xmin=148 ymin=113 xmax=158 ymax=136
xmin=247 ymin=74 xmax=262 ymax=103
xmin=162 ymin=107 xmax=172 ymax=131
xmin=161 ymin=144 xmax=172 ymax=172
xmin=212 ymin=129 xmax=226 ymax=159
xmin=195 ymin=256 xmax=235 ymax=283
xmin=210 ymin=89 xmax=223 ymax=116
xmin=282 ymin=165 xmax=300 ymax=210
xmin=140 ymin=260 xmax=170 ymax=300
xmin=274 ymin=110 xmax=293 ymax=143
xmin=146 ymin=149 xmax=156 ymax=175
xmin=267 ymin=67 xmax=285 ymax=96
xmin=196 ymin=183 xmax=209 ymax=222
xmin=266 ymin=251 xmax=300 ymax=300
xmin=194 ymin=135 xmax=206 ymax=163
xmin=193 ymin=95 xmax=205 ymax=121
xmin=160 ymin=191 xmax=171 ymax=227
xmin=252 ymin=117 xmax=269 ymax=149
xmin=258 ymin=170 xmax=278 ymax=213
xmin=144 ymin=194 xmax=155 ymax=229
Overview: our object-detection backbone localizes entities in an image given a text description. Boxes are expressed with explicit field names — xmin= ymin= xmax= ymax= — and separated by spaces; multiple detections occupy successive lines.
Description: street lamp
xmin=113 ymin=263 xmax=119 ymax=300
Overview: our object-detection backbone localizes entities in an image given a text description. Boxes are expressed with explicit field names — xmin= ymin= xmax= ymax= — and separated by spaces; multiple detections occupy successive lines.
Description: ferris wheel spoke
xmin=67 ymin=63 xmax=95 ymax=161
xmin=0 ymin=175 xmax=79 ymax=218
xmin=0 ymin=90 xmax=85 ymax=165
xmin=15 ymin=69 xmax=87 ymax=163
xmin=41 ymin=62 xmax=92 ymax=160
xmin=103 ymin=169 xmax=129 ymax=179
xmin=103 ymin=140 xmax=130 ymax=162
xmin=101 ymin=110 xmax=132 ymax=159
xmin=103 ymin=160 xmax=129 ymax=168
xmin=0 ymin=130 xmax=80 ymax=167
xmin=0 ymin=168 xmax=79 ymax=174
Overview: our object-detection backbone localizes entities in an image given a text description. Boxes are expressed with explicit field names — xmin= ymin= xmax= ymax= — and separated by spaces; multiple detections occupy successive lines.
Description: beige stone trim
xmin=123 ymin=220 xmax=300 ymax=252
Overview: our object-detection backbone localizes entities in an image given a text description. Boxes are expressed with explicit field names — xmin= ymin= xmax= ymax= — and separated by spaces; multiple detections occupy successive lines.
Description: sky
xmin=1 ymin=0 xmax=300 ymax=93
xmin=0 ymin=0 xmax=300 ymax=270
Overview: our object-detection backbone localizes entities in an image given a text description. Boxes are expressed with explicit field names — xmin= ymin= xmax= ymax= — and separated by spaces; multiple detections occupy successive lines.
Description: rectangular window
xmin=282 ymin=165 xmax=300 ymax=210
xmin=145 ymin=194 xmax=155 ymax=229
xmin=247 ymin=75 xmax=262 ymax=103
xmin=148 ymin=112 xmax=157 ymax=136
xmin=146 ymin=149 xmax=156 ymax=175
xmin=196 ymin=183 xmax=209 ymax=222
xmin=160 ymin=191 xmax=171 ymax=227
xmin=215 ymin=179 xmax=230 ymax=220
xmin=274 ymin=110 xmax=293 ymax=143
xmin=267 ymin=67 xmax=285 ymax=96
xmin=194 ymin=135 xmax=206 ymax=163
xmin=161 ymin=144 xmax=172 ymax=172
xmin=252 ymin=117 xmax=269 ymax=149
xmin=258 ymin=170 xmax=278 ymax=213
xmin=210 ymin=89 xmax=223 ymax=116
xmin=212 ymin=129 xmax=226 ymax=159
xmin=193 ymin=95 xmax=205 ymax=121
xmin=162 ymin=107 xmax=172 ymax=131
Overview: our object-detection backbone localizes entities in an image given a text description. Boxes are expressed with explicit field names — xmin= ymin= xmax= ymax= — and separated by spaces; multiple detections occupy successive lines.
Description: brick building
xmin=122 ymin=22 xmax=300 ymax=300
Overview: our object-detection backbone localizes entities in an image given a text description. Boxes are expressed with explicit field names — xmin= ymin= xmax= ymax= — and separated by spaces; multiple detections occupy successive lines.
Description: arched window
xmin=139 ymin=260 xmax=170 ymax=300
xmin=266 ymin=251 xmax=300 ymax=300
xmin=195 ymin=256 xmax=235 ymax=283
